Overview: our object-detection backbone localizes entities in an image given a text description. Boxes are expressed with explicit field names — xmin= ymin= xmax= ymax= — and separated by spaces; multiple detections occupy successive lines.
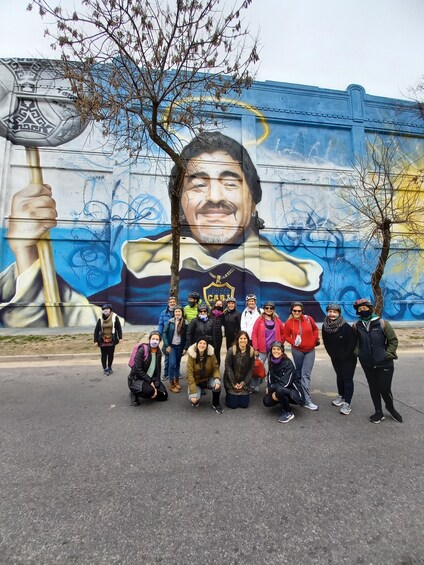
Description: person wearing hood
xmin=283 ymin=301 xmax=320 ymax=411
xmin=223 ymin=330 xmax=255 ymax=409
xmin=223 ymin=297 xmax=241 ymax=350
xmin=263 ymin=341 xmax=304 ymax=423
xmin=322 ymin=304 xmax=357 ymax=415
xmin=352 ymin=298 xmax=402 ymax=424
xmin=163 ymin=305 xmax=187 ymax=393
xmin=186 ymin=338 xmax=222 ymax=413
xmin=127 ymin=330 xmax=168 ymax=406
xmin=94 ymin=303 xmax=123 ymax=375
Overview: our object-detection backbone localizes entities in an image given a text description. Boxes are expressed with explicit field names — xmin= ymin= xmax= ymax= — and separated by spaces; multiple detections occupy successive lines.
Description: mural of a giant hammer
xmin=0 ymin=59 xmax=88 ymax=327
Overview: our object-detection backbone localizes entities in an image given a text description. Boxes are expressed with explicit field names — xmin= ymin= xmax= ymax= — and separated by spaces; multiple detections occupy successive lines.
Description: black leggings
xmin=263 ymin=388 xmax=292 ymax=412
xmin=331 ymin=355 xmax=357 ymax=404
xmin=361 ymin=363 xmax=395 ymax=413
xmin=101 ymin=345 xmax=115 ymax=369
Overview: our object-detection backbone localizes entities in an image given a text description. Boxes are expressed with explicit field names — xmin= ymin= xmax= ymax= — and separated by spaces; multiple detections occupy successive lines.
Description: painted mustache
xmin=196 ymin=201 xmax=236 ymax=216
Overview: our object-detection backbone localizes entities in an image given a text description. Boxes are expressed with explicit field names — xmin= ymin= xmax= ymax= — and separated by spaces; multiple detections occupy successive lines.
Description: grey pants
xmin=291 ymin=348 xmax=316 ymax=404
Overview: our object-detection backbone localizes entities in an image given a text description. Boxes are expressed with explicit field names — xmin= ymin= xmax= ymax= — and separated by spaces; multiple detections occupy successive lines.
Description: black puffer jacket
xmin=223 ymin=309 xmax=241 ymax=347
xmin=186 ymin=316 xmax=214 ymax=347
xmin=354 ymin=317 xmax=398 ymax=368
xmin=267 ymin=355 xmax=304 ymax=406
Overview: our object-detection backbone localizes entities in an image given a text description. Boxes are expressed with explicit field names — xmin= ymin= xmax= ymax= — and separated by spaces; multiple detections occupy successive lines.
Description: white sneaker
xmin=332 ymin=395 xmax=344 ymax=407
xmin=340 ymin=402 xmax=352 ymax=415
xmin=304 ymin=402 xmax=318 ymax=411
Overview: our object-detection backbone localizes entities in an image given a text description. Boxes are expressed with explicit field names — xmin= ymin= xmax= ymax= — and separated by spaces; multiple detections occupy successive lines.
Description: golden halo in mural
xmin=162 ymin=96 xmax=269 ymax=146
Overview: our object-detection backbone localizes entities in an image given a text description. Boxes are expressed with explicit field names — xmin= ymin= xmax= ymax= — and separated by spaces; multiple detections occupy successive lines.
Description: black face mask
xmin=358 ymin=310 xmax=372 ymax=319
xmin=215 ymin=306 xmax=223 ymax=311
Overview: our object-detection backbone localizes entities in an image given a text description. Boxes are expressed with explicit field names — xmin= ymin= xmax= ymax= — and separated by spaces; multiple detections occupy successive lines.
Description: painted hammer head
xmin=0 ymin=58 xmax=88 ymax=147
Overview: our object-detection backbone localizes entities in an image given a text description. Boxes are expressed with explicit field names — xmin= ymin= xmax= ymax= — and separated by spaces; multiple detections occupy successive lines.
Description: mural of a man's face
xmin=181 ymin=150 xmax=255 ymax=245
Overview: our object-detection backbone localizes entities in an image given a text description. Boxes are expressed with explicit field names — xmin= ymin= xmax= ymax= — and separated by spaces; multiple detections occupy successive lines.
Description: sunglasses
xmin=292 ymin=309 xmax=302 ymax=313
xmin=264 ymin=306 xmax=274 ymax=310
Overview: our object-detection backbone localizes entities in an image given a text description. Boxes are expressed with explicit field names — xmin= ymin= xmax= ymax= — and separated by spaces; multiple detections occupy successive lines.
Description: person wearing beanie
xmin=127 ymin=330 xmax=168 ymax=406
xmin=157 ymin=295 xmax=177 ymax=380
xmin=224 ymin=331 xmax=255 ymax=409
xmin=94 ymin=303 xmax=123 ymax=375
xmin=223 ymin=297 xmax=241 ymax=350
xmin=163 ymin=305 xmax=187 ymax=393
xmin=283 ymin=302 xmax=320 ymax=410
xmin=322 ymin=304 xmax=357 ymax=415
xmin=263 ymin=341 xmax=304 ymax=423
xmin=352 ymin=298 xmax=402 ymax=424
xmin=186 ymin=338 xmax=223 ymax=413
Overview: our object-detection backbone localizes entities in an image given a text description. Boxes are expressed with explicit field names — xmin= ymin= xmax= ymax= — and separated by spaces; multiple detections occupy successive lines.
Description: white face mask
xmin=150 ymin=339 xmax=160 ymax=348
xmin=102 ymin=309 xmax=111 ymax=316
xmin=199 ymin=314 xmax=208 ymax=321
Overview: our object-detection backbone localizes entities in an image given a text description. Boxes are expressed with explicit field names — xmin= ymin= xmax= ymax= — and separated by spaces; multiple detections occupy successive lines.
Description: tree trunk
xmin=169 ymin=166 xmax=185 ymax=301
xmin=371 ymin=223 xmax=391 ymax=316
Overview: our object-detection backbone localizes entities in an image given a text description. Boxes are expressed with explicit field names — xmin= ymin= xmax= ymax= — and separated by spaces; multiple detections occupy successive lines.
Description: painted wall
xmin=1 ymin=58 xmax=424 ymax=327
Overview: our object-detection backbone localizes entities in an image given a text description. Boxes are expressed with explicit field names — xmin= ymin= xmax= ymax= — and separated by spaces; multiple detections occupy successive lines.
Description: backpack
xmin=128 ymin=343 xmax=149 ymax=368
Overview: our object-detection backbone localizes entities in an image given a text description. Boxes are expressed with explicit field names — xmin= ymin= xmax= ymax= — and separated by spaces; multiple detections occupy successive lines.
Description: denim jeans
xmin=291 ymin=348 xmax=316 ymax=404
xmin=168 ymin=343 xmax=184 ymax=379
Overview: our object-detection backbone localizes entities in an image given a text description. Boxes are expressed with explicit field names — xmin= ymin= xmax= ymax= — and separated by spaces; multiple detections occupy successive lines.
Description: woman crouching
xmin=128 ymin=331 xmax=168 ymax=406
xmin=186 ymin=339 xmax=223 ymax=414
xmin=224 ymin=331 xmax=255 ymax=409
xmin=263 ymin=341 xmax=304 ymax=423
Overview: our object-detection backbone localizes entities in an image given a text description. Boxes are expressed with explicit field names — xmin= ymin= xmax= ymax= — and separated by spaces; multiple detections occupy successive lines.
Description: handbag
xmin=252 ymin=357 xmax=266 ymax=379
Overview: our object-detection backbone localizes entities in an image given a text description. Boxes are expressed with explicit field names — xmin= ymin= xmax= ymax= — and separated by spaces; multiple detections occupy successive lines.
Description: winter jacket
xmin=322 ymin=321 xmax=356 ymax=360
xmin=186 ymin=316 xmax=214 ymax=347
xmin=223 ymin=309 xmax=241 ymax=348
xmin=157 ymin=307 xmax=174 ymax=335
xmin=252 ymin=315 xmax=285 ymax=353
xmin=184 ymin=303 xmax=200 ymax=323
xmin=223 ymin=345 xmax=255 ymax=395
xmin=211 ymin=308 xmax=224 ymax=349
xmin=267 ymin=355 xmax=304 ymax=406
xmin=163 ymin=318 xmax=187 ymax=350
xmin=94 ymin=313 xmax=122 ymax=346
xmin=129 ymin=345 xmax=162 ymax=387
xmin=284 ymin=315 xmax=319 ymax=352
xmin=240 ymin=307 xmax=262 ymax=338
xmin=186 ymin=343 xmax=221 ymax=395
xmin=353 ymin=317 xmax=398 ymax=368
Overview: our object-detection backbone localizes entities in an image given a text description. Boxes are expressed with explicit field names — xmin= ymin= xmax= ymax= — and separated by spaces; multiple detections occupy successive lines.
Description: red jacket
xmin=283 ymin=315 xmax=319 ymax=352
xmin=252 ymin=315 xmax=285 ymax=353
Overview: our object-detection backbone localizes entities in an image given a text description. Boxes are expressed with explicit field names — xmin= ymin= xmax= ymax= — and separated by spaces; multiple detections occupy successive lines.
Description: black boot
xmin=212 ymin=390 xmax=223 ymax=414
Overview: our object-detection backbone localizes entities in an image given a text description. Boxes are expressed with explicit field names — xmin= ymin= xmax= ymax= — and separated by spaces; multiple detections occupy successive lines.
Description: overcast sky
xmin=0 ymin=0 xmax=423 ymax=100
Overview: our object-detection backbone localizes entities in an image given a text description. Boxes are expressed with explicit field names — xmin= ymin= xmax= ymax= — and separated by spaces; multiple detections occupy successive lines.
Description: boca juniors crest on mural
xmin=1 ymin=58 xmax=424 ymax=328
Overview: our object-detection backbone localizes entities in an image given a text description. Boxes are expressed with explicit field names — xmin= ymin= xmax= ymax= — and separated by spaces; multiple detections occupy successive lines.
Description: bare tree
xmin=27 ymin=0 xmax=259 ymax=298
xmin=337 ymin=135 xmax=424 ymax=315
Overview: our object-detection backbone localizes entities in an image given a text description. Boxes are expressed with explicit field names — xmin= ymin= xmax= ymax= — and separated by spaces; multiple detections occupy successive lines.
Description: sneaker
xmin=340 ymin=402 xmax=351 ymax=415
xmin=191 ymin=400 xmax=200 ymax=408
xmin=212 ymin=404 xmax=223 ymax=414
xmin=388 ymin=409 xmax=403 ymax=423
xmin=278 ymin=411 xmax=294 ymax=423
xmin=129 ymin=392 xmax=139 ymax=406
xmin=103 ymin=369 xmax=109 ymax=376
xmin=107 ymin=368 xmax=113 ymax=375
xmin=201 ymin=388 xmax=207 ymax=396
xmin=332 ymin=395 xmax=344 ymax=407
xmin=161 ymin=374 xmax=168 ymax=381
xmin=369 ymin=412 xmax=385 ymax=424
xmin=250 ymin=386 xmax=259 ymax=393
xmin=304 ymin=402 xmax=318 ymax=411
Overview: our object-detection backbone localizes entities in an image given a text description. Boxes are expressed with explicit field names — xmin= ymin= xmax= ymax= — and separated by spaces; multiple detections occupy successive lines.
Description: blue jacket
xmin=157 ymin=307 xmax=174 ymax=335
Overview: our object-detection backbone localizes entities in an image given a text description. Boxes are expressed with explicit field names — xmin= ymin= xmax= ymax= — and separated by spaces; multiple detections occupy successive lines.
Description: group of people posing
xmin=95 ymin=292 xmax=403 ymax=425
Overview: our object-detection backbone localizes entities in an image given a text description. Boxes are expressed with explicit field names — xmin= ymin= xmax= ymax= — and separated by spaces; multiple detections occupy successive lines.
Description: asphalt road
xmin=1 ymin=349 xmax=423 ymax=565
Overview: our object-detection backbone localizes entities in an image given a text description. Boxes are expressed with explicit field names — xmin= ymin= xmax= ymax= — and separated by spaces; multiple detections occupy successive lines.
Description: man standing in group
xmin=184 ymin=292 xmax=202 ymax=323
xmin=353 ymin=298 xmax=403 ymax=424
xmin=2 ymin=131 xmax=323 ymax=327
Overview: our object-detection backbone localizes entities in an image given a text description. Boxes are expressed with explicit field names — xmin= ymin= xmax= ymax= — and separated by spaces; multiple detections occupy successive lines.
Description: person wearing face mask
xmin=283 ymin=301 xmax=320 ymax=411
xmin=210 ymin=299 xmax=225 ymax=366
xmin=128 ymin=331 xmax=168 ymax=406
xmin=163 ymin=305 xmax=187 ymax=393
xmin=224 ymin=331 xmax=255 ymax=409
xmin=263 ymin=341 xmax=304 ymax=423
xmin=352 ymin=298 xmax=402 ymax=424
xmin=322 ymin=304 xmax=357 ymax=415
xmin=186 ymin=305 xmax=214 ymax=348
xmin=223 ymin=297 xmax=241 ymax=350
xmin=186 ymin=338 xmax=222 ymax=413
xmin=184 ymin=292 xmax=202 ymax=323
xmin=94 ymin=303 xmax=122 ymax=375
